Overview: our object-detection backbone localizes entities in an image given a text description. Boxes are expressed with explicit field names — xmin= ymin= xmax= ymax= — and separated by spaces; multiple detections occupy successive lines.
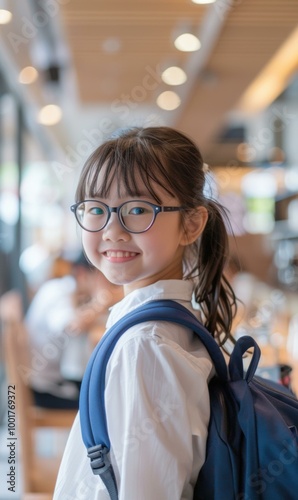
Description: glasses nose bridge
xmin=108 ymin=205 xmax=121 ymax=221
xmin=105 ymin=205 xmax=124 ymax=230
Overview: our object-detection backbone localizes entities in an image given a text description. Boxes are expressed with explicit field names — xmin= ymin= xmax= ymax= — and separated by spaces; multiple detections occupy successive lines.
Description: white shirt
xmin=54 ymin=280 xmax=214 ymax=500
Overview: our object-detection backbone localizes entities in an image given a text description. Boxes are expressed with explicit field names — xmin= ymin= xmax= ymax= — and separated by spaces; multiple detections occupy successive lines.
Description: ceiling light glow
xmin=156 ymin=91 xmax=181 ymax=111
xmin=0 ymin=9 xmax=12 ymax=24
xmin=238 ymin=26 xmax=298 ymax=114
xmin=192 ymin=0 xmax=216 ymax=4
xmin=19 ymin=66 xmax=38 ymax=85
xmin=161 ymin=66 xmax=187 ymax=86
xmin=37 ymin=105 xmax=62 ymax=126
xmin=174 ymin=33 xmax=201 ymax=52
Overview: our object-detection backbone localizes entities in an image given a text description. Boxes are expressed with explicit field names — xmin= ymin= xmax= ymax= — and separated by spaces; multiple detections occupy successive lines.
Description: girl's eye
xmin=129 ymin=206 xmax=146 ymax=215
xmin=89 ymin=206 xmax=104 ymax=215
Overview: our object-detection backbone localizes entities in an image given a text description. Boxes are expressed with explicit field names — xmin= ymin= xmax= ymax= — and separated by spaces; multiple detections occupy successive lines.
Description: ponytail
xmin=186 ymin=200 xmax=237 ymax=346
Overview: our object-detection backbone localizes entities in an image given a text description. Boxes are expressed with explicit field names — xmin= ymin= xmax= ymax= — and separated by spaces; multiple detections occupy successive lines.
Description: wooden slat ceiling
xmin=60 ymin=0 xmax=206 ymax=102
xmin=178 ymin=0 xmax=298 ymax=158
xmin=0 ymin=0 xmax=297 ymax=165
xmin=59 ymin=0 xmax=298 ymax=162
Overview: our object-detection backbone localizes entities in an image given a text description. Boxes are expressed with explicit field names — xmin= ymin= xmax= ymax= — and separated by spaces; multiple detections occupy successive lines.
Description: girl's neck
xmin=123 ymin=266 xmax=183 ymax=296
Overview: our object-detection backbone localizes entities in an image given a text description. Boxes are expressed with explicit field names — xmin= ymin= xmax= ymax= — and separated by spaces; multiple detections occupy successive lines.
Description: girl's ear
xmin=180 ymin=207 xmax=208 ymax=246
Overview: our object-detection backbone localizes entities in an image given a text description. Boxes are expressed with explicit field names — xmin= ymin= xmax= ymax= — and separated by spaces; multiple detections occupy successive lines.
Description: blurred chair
xmin=1 ymin=291 xmax=76 ymax=497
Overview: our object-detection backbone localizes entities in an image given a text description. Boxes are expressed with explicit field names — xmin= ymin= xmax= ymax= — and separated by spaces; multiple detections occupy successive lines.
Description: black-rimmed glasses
xmin=70 ymin=200 xmax=184 ymax=234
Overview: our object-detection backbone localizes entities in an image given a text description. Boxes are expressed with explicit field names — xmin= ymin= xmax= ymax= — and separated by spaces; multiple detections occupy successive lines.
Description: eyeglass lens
xmin=76 ymin=201 xmax=155 ymax=232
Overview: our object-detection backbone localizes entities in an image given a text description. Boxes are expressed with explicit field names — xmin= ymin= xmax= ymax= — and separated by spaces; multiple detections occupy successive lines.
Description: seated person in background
xmin=25 ymin=251 xmax=123 ymax=409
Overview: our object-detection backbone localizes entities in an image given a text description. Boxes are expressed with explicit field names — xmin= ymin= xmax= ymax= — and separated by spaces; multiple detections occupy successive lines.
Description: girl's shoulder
xmin=105 ymin=315 xmax=214 ymax=381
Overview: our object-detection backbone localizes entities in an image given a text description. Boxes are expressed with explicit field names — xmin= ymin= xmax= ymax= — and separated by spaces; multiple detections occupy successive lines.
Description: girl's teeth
xmin=107 ymin=251 xmax=137 ymax=257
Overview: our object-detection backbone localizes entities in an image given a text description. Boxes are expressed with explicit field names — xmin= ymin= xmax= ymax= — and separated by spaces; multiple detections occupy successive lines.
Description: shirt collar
xmin=107 ymin=279 xmax=194 ymax=328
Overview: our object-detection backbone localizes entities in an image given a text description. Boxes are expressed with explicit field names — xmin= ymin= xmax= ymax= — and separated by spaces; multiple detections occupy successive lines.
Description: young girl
xmin=54 ymin=126 xmax=236 ymax=499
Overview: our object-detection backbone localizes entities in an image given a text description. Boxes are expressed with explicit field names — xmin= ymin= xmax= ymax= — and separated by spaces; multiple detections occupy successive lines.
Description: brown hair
xmin=76 ymin=126 xmax=237 ymax=345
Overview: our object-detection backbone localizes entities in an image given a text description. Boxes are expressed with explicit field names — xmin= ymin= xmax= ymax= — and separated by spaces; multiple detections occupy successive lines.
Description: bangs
xmin=76 ymin=135 xmax=176 ymax=203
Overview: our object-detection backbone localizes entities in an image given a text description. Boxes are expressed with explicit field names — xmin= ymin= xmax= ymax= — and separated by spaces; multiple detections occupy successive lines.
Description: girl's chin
xmin=103 ymin=274 xmax=151 ymax=291
xmin=100 ymin=271 xmax=136 ymax=287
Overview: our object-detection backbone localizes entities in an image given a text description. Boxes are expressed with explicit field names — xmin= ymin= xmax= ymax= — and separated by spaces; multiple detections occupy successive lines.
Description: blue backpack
xmin=79 ymin=299 xmax=298 ymax=499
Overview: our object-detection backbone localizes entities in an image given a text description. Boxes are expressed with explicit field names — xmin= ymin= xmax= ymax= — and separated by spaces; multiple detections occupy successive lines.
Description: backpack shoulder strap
xmin=79 ymin=299 xmax=228 ymax=500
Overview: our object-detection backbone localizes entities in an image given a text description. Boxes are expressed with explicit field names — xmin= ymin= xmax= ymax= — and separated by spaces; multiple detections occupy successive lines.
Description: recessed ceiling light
xmin=192 ymin=0 xmax=216 ymax=4
xmin=174 ymin=33 xmax=201 ymax=52
xmin=19 ymin=66 xmax=38 ymax=85
xmin=156 ymin=91 xmax=181 ymax=111
xmin=161 ymin=66 xmax=187 ymax=86
xmin=0 ymin=9 xmax=12 ymax=24
xmin=37 ymin=105 xmax=62 ymax=126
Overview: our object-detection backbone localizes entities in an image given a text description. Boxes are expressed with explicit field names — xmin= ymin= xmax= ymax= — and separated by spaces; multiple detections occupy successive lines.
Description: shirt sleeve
xmin=105 ymin=325 xmax=212 ymax=500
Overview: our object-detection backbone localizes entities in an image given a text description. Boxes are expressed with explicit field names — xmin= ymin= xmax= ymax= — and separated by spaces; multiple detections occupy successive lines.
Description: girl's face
xmin=81 ymin=169 xmax=189 ymax=295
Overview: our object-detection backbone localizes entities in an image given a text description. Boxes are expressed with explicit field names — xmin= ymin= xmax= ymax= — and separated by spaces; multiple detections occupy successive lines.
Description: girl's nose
xmin=102 ymin=213 xmax=130 ymax=242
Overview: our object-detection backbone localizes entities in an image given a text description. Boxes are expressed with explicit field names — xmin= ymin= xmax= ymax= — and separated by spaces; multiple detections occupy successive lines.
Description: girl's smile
xmin=102 ymin=249 xmax=140 ymax=263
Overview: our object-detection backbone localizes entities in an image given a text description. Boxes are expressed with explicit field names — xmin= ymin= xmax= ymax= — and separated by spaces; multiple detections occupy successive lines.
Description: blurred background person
xmin=25 ymin=251 xmax=123 ymax=409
